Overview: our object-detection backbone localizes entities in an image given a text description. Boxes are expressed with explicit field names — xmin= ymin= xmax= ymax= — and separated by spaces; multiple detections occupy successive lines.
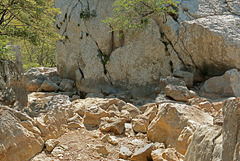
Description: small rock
xmin=151 ymin=148 xmax=184 ymax=161
xmin=198 ymin=101 xmax=212 ymax=112
xmin=132 ymin=116 xmax=149 ymax=133
xmin=212 ymin=101 xmax=223 ymax=111
xmin=26 ymin=79 xmax=42 ymax=92
xmin=99 ymin=116 xmax=125 ymax=135
xmin=101 ymin=134 xmax=118 ymax=145
xmin=119 ymin=146 xmax=133 ymax=159
xmin=95 ymin=145 xmax=109 ymax=156
xmin=45 ymin=139 xmax=60 ymax=152
xmin=130 ymin=143 xmax=155 ymax=161
xmin=164 ymin=84 xmax=197 ymax=102
xmin=40 ymin=80 xmax=59 ymax=92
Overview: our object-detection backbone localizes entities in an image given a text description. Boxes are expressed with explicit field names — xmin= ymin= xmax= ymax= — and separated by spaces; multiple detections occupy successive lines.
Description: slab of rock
xmin=184 ymin=125 xmax=222 ymax=161
xmin=45 ymin=139 xmax=60 ymax=152
xmin=40 ymin=80 xmax=60 ymax=92
xmin=151 ymin=148 xmax=184 ymax=161
xmin=164 ymin=84 xmax=197 ymax=102
xmin=130 ymin=143 xmax=155 ymax=161
xmin=0 ymin=107 xmax=44 ymax=161
xmin=201 ymin=69 xmax=240 ymax=97
xmin=173 ymin=70 xmax=194 ymax=88
xmin=99 ymin=116 xmax=125 ymax=135
xmin=147 ymin=103 xmax=213 ymax=155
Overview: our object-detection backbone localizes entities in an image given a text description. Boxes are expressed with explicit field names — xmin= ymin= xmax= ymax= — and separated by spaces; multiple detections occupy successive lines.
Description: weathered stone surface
xmin=151 ymin=148 xmax=184 ymax=161
xmin=184 ymin=125 xmax=222 ymax=161
xmin=54 ymin=0 xmax=240 ymax=97
xmin=0 ymin=106 xmax=44 ymax=161
xmin=99 ymin=116 xmax=125 ymax=135
xmin=45 ymin=139 xmax=60 ymax=152
xmin=201 ymin=69 xmax=240 ymax=97
xmin=147 ymin=103 xmax=213 ymax=155
xmin=130 ymin=143 xmax=155 ymax=161
xmin=164 ymin=84 xmax=197 ymax=102
xmin=0 ymin=59 xmax=28 ymax=107
xmin=222 ymin=98 xmax=240 ymax=161
xmin=35 ymin=95 xmax=73 ymax=141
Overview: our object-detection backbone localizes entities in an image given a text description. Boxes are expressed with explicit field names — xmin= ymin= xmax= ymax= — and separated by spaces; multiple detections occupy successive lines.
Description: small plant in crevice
xmin=97 ymin=51 xmax=110 ymax=66
xmin=80 ymin=8 xmax=97 ymax=20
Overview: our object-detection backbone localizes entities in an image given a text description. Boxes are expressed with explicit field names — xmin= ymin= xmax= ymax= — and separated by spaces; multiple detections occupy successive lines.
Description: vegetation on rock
xmin=103 ymin=0 xmax=178 ymax=33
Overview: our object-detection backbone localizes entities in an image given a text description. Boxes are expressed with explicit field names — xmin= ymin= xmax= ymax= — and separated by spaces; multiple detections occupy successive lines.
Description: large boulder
xmin=201 ymin=69 xmax=240 ymax=97
xmin=184 ymin=125 xmax=222 ymax=161
xmin=147 ymin=103 xmax=213 ymax=155
xmin=54 ymin=0 xmax=240 ymax=98
xmin=0 ymin=106 xmax=44 ymax=161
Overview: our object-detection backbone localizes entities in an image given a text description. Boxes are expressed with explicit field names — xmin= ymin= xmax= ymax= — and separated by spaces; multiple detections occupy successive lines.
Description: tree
xmin=0 ymin=0 xmax=60 ymax=45
xmin=103 ymin=0 xmax=178 ymax=33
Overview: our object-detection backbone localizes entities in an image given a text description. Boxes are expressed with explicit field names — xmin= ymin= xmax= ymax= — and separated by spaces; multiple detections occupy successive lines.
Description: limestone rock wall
xmin=55 ymin=0 xmax=240 ymax=98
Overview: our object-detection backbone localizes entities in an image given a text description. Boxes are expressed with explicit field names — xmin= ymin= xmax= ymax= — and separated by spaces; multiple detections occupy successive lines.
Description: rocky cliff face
xmin=54 ymin=0 xmax=240 ymax=98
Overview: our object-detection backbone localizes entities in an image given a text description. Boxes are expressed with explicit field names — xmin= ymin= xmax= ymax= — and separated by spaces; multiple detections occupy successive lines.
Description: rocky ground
xmin=0 ymin=66 xmax=239 ymax=161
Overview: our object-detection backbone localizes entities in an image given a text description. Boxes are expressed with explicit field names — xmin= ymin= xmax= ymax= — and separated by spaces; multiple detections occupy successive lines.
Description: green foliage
xmin=80 ymin=8 xmax=97 ymax=20
xmin=0 ymin=35 xmax=15 ymax=60
xmin=0 ymin=0 xmax=60 ymax=66
xmin=97 ymin=51 xmax=110 ymax=66
xmin=103 ymin=0 xmax=178 ymax=33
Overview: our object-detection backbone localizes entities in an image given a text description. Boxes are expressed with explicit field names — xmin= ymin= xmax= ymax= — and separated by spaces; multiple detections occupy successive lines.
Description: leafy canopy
xmin=0 ymin=0 xmax=60 ymax=45
xmin=103 ymin=0 xmax=178 ymax=32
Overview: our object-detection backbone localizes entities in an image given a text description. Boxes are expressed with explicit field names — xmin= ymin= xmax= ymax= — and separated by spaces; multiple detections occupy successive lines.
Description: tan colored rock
xmin=198 ymin=101 xmax=212 ymax=112
xmin=130 ymin=143 xmax=155 ymax=161
xmin=212 ymin=101 xmax=223 ymax=111
xmin=122 ymin=103 xmax=140 ymax=118
xmin=35 ymin=95 xmax=72 ymax=141
xmin=151 ymin=148 xmax=184 ymax=161
xmin=45 ymin=139 xmax=60 ymax=152
xmin=147 ymin=103 xmax=213 ymax=155
xmin=0 ymin=107 xmax=44 ymax=161
xmin=83 ymin=106 xmax=109 ymax=126
xmin=173 ymin=70 xmax=194 ymax=88
xmin=164 ymin=85 xmax=197 ymax=102
xmin=184 ymin=125 xmax=222 ymax=161
xmin=72 ymin=98 xmax=123 ymax=117
xmin=132 ymin=116 xmax=149 ymax=133
xmin=95 ymin=145 xmax=109 ymax=156
xmin=99 ymin=116 xmax=125 ymax=135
